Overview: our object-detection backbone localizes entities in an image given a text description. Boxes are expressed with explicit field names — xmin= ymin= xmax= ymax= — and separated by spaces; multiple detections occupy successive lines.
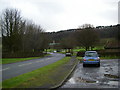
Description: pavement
xmin=50 ymin=56 xmax=78 ymax=89
xmin=1 ymin=53 xmax=65 ymax=81
xmin=60 ymin=59 xmax=119 ymax=89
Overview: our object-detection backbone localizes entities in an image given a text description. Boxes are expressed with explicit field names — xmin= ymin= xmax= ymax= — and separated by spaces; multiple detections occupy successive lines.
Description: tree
xmin=78 ymin=24 xmax=94 ymax=29
xmin=1 ymin=8 xmax=25 ymax=53
xmin=76 ymin=24 xmax=100 ymax=51
xmin=1 ymin=8 xmax=50 ymax=58
xmin=60 ymin=34 xmax=77 ymax=52
xmin=22 ymin=21 xmax=50 ymax=53
xmin=22 ymin=22 xmax=42 ymax=52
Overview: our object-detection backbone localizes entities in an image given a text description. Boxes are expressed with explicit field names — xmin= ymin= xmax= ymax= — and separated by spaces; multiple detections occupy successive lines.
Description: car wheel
xmin=97 ymin=63 xmax=100 ymax=67
xmin=83 ymin=64 xmax=86 ymax=67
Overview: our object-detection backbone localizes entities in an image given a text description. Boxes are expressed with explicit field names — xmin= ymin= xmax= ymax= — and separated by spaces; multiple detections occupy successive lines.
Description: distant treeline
xmin=47 ymin=24 xmax=120 ymax=43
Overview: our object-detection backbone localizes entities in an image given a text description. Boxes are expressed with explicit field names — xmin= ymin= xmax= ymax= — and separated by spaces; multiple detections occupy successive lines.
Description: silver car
xmin=66 ymin=52 xmax=72 ymax=56
xmin=83 ymin=51 xmax=100 ymax=67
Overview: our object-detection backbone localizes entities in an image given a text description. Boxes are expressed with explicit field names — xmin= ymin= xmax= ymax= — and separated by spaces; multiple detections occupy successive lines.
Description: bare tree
xmin=22 ymin=21 xmax=49 ymax=53
xmin=1 ymin=8 xmax=50 ymax=58
xmin=1 ymin=8 xmax=25 ymax=53
xmin=78 ymin=24 xmax=94 ymax=29
xmin=60 ymin=34 xmax=77 ymax=53
xmin=76 ymin=24 xmax=100 ymax=51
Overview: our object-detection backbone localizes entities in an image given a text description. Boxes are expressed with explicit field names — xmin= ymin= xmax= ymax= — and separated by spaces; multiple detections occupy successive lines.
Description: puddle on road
xmin=68 ymin=78 xmax=76 ymax=84
xmin=85 ymin=80 xmax=96 ymax=83
xmin=75 ymin=77 xmax=96 ymax=83
xmin=107 ymin=81 xmax=118 ymax=86
xmin=68 ymin=77 xmax=118 ymax=88
xmin=68 ymin=77 xmax=97 ymax=84
xmin=96 ymin=81 xmax=99 ymax=83
xmin=104 ymin=74 xmax=119 ymax=78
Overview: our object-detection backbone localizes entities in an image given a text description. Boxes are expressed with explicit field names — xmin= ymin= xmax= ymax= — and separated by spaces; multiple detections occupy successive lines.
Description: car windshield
xmin=85 ymin=52 xmax=98 ymax=57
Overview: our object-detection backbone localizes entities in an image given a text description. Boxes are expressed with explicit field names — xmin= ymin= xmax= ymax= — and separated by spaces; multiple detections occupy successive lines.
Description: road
xmin=1 ymin=53 xmax=65 ymax=81
xmin=61 ymin=59 xmax=119 ymax=89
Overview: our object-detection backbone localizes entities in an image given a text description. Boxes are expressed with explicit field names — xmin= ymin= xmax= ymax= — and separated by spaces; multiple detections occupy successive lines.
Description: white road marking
xmin=18 ymin=64 xmax=25 ymax=67
xmin=18 ymin=63 xmax=32 ymax=67
xmin=36 ymin=61 xmax=42 ymax=63
xmin=36 ymin=58 xmax=51 ymax=63
xmin=25 ymin=63 xmax=32 ymax=65
xmin=47 ymin=58 xmax=50 ymax=60
xmin=0 ymin=67 xmax=10 ymax=72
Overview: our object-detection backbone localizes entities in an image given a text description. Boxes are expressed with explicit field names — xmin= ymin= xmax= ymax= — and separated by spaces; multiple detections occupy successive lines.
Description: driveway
xmin=61 ymin=59 xmax=119 ymax=88
xmin=1 ymin=53 xmax=65 ymax=81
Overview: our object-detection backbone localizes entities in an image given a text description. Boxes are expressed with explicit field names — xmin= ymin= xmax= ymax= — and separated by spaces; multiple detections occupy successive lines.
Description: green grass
xmin=1 ymin=54 xmax=50 ymax=64
xmin=73 ymin=46 xmax=105 ymax=52
xmin=2 ymin=57 xmax=70 ymax=88
xmin=73 ymin=48 xmax=85 ymax=52
xmin=76 ymin=57 xmax=83 ymax=63
xmin=1 ymin=57 xmax=40 ymax=64
xmin=93 ymin=46 xmax=104 ymax=50
xmin=57 ymin=52 xmax=65 ymax=54
xmin=100 ymin=56 xmax=120 ymax=59
xmin=46 ymin=49 xmax=55 ymax=52
xmin=76 ymin=57 xmax=83 ymax=60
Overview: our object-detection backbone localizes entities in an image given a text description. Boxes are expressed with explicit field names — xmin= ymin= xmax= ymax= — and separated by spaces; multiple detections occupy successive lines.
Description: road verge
xmin=2 ymin=57 xmax=78 ymax=88
xmin=50 ymin=56 xmax=78 ymax=89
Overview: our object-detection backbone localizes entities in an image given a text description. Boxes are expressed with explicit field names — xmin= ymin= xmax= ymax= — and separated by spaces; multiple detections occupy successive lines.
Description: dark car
xmin=65 ymin=52 xmax=72 ymax=56
xmin=83 ymin=51 xmax=100 ymax=67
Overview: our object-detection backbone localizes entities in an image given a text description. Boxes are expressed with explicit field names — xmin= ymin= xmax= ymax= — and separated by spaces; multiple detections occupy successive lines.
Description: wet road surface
xmin=61 ymin=59 xmax=119 ymax=88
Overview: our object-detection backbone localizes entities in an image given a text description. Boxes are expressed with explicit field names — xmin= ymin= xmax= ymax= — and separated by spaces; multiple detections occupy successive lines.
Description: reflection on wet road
xmin=61 ymin=59 xmax=119 ymax=88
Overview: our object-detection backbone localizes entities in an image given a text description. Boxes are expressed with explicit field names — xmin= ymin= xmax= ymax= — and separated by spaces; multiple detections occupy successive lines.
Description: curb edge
xmin=50 ymin=60 xmax=79 ymax=89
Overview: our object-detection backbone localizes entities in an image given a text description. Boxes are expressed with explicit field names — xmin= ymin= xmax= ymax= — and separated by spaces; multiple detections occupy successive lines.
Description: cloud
xmin=0 ymin=0 xmax=119 ymax=32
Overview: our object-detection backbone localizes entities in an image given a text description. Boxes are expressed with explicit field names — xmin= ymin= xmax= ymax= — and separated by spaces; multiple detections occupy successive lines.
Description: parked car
xmin=83 ymin=51 xmax=100 ymax=67
xmin=53 ymin=50 xmax=57 ymax=53
xmin=65 ymin=52 xmax=72 ymax=56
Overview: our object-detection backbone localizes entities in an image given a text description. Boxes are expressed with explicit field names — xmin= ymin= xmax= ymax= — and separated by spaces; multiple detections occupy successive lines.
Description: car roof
xmin=85 ymin=51 xmax=97 ymax=53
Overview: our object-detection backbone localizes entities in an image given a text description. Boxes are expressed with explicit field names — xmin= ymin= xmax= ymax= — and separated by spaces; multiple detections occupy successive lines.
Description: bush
xmin=76 ymin=50 xmax=120 ymax=57
xmin=76 ymin=51 xmax=85 ymax=57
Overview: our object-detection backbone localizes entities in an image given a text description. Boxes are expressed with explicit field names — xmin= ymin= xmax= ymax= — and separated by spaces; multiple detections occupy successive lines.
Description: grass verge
xmin=1 ymin=54 xmax=50 ymax=64
xmin=2 ymin=57 xmax=71 ymax=88
xmin=100 ymin=56 xmax=120 ymax=59
xmin=76 ymin=57 xmax=83 ymax=63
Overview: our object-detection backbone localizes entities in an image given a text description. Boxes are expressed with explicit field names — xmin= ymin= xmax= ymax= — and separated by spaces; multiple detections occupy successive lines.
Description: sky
xmin=0 ymin=0 xmax=119 ymax=32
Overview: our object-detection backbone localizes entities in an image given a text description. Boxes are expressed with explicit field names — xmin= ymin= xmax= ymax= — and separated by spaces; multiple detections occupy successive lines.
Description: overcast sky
xmin=0 ymin=0 xmax=119 ymax=32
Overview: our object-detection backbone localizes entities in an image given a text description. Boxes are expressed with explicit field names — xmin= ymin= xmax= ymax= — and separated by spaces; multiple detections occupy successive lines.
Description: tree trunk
xmin=91 ymin=47 xmax=93 ymax=50
xmin=85 ymin=47 xmax=88 ymax=51
xmin=46 ymin=49 xmax=47 ymax=53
